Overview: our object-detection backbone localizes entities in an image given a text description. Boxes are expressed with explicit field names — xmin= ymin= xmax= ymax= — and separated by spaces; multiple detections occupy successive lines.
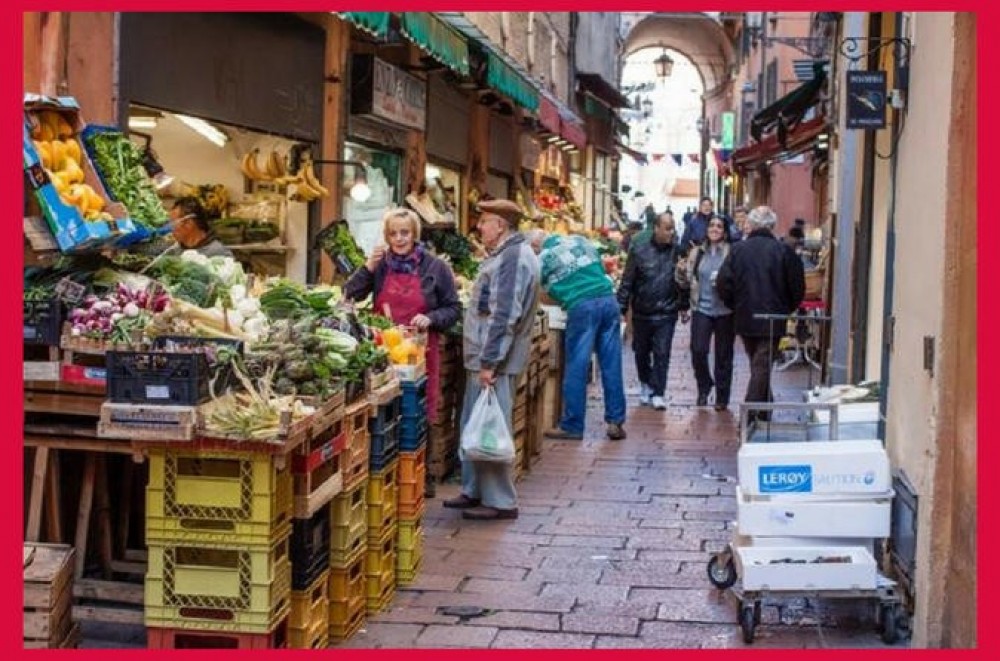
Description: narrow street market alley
xmin=339 ymin=324 xmax=894 ymax=649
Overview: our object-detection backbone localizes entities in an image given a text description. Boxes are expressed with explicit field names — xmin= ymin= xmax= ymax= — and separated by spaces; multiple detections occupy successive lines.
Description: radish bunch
xmin=68 ymin=283 xmax=170 ymax=342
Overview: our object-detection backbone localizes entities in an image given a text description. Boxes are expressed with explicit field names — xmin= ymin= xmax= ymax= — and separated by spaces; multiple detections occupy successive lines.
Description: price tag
xmin=54 ymin=277 xmax=86 ymax=304
xmin=146 ymin=385 xmax=170 ymax=400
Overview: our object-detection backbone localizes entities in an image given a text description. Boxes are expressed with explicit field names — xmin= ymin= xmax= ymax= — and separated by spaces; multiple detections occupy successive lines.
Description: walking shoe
xmin=639 ymin=382 xmax=652 ymax=406
xmin=606 ymin=423 xmax=626 ymax=441
xmin=651 ymin=396 xmax=667 ymax=410
xmin=462 ymin=506 xmax=519 ymax=521
xmin=714 ymin=402 xmax=728 ymax=412
xmin=544 ymin=427 xmax=584 ymax=440
xmin=442 ymin=494 xmax=481 ymax=509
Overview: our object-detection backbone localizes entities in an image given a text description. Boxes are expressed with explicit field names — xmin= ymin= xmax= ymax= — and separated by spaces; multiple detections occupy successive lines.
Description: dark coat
xmin=616 ymin=237 xmax=689 ymax=321
xmin=716 ymin=228 xmax=805 ymax=337
xmin=343 ymin=249 xmax=462 ymax=332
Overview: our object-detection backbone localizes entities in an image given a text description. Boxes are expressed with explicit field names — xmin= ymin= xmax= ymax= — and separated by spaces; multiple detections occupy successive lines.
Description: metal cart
xmin=707 ymin=401 xmax=908 ymax=645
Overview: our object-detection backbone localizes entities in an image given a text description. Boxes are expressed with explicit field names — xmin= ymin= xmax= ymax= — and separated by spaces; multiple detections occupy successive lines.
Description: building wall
xmin=883 ymin=11 xmax=965 ymax=647
xmin=576 ymin=12 xmax=621 ymax=85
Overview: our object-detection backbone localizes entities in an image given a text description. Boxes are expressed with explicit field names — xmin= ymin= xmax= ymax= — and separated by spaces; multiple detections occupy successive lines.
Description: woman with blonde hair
xmin=345 ymin=208 xmax=462 ymax=423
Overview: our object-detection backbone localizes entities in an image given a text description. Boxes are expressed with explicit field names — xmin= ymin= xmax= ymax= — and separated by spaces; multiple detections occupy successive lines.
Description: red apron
xmin=375 ymin=270 xmax=442 ymax=423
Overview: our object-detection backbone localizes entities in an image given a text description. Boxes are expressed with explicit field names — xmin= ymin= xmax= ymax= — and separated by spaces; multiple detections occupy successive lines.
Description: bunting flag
xmin=671 ymin=154 xmax=683 ymax=167
xmin=651 ymin=154 xmax=665 ymax=163
xmin=687 ymin=153 xmax=700 ymax=164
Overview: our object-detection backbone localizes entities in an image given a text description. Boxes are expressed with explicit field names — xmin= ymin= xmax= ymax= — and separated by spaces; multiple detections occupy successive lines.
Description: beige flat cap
xmin=476 ymin=199 xmax=523 ymax=223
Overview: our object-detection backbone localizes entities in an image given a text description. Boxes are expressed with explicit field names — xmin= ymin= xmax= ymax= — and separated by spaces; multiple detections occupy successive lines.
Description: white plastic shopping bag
xmin=460 ymin=386 xmax=515 ymax=463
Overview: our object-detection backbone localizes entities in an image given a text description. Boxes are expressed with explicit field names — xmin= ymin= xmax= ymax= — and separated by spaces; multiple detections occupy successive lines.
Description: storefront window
xmin=424 ymin=163 xmax=462 ymax=226
xmin=342 ymin=141 xmax=401 ymax=256
xmin=485 ymin=172 xmax=511 ymax=201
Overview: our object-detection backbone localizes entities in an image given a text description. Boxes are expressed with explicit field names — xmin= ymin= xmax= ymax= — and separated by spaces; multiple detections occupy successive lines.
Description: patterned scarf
xmin=386 ymin=243 xmax=424 ymax=275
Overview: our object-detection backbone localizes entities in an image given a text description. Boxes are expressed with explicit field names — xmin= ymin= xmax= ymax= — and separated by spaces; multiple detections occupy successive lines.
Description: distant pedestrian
xmin=538 ymin=232 xmax=627 ymax=441
xmin=732 ymin=206 xmax=750 ymax=239
xmin=617 ymin=212 xmax=690 ymax=410
xmin=445 ymin=198 xmax=539 ymax=521
xmin=676 ymin=215 xmax=735 ymax=411
xmin=716 ymin=206 xmax=805 ymax=422
xmin=680 ymin=197 xmax=742 ymax=253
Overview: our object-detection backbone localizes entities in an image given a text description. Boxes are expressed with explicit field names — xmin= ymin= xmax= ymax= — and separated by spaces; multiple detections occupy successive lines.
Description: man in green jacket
xmin=537 ymin=232 xmax=626 ymax=441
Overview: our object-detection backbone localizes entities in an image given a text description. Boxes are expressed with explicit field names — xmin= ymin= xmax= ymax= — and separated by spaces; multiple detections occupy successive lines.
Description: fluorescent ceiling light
xmin=128 ymin=116 xmax=158 ymax=130
xmin=174 ymin=114 xmax=229 ymax=148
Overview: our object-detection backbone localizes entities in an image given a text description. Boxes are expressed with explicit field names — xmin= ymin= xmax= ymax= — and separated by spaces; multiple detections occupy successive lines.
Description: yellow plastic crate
xmin=288 ymin=569 xmax=329 ymax=634
xmin=145 ymin=530 xmax=292 ymax=633
xmin=364 ymin=526 xmax=396 ymax=578
xmin=288 ymin=617 xmax=328 ymax=649
xmin=328 ymin=545 xmax=365 ymax=604
xmin=328 ymin=600 xmax=365 ymax=642
xmin=365 ymin=569 xmax=395 ymax=614
xmin=396 ymin=518 xmax=423 ymax=586
xmin=366 ymin=460 xmax=398 ymax=533
xmin=147 ymin=449 xmax=293 ymax=547
xmin=330 ymin=481 xmax=367 ymax=567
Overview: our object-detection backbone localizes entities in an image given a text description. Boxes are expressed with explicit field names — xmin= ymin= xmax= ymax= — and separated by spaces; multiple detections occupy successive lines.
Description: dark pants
xmin=632 ymin=316 xmax=677 ymax=397
xmin=690 ymin=312 xmax=735 ymax=405
xmin=741 ymin=335 xmax=781 ymax=418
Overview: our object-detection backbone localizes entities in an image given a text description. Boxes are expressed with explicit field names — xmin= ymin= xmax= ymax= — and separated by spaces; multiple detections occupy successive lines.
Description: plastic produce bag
xmin=460 ymin=386 xmax=515 ymax=463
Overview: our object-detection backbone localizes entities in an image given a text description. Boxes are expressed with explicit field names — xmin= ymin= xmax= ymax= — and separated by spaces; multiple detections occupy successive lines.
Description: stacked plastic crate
xmin=427 ymin=335 xmax=462 ymax=483
xmin=328 ymin=396 xmax=371 ymax=642
xmin=365 ymin=389 xmax=399 ymax=613
xmin=396 ymin=377 xmax=428 ymax=585
xmin=511 ymin=370 xmax=530 ymax=482
xmin=287 ymin=391 xmax=347 ymax=649
xmin=144 ymin=446 xmax=294 ymax=649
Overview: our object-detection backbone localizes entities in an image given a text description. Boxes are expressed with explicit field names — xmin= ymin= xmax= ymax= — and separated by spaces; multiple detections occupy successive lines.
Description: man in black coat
xmin=617 ymin=212 xmax=690 ymax=410
xmin=716 ymin=206 xmax=805 ymax=421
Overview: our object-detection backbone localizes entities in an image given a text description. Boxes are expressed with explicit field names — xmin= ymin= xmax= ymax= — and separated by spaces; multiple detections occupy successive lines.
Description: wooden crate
xmin=24 ymin=543 xmax=77 ymax=649
xmin=292 ymin=424 xmax=346 ymax=519
xmin=98 ymin=401 xmax=200 ymax=441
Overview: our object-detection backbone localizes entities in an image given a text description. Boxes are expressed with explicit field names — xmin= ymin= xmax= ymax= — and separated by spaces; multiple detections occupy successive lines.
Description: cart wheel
xmin=880 ymin=604 xmax=900 ymax=645
xmin=753 ymin=600 xmax=762 ymax=626
xmin=707 ymin=554 xmax=737 ymax=589
xmin=740 ymin=604 xmax=756 ymax=644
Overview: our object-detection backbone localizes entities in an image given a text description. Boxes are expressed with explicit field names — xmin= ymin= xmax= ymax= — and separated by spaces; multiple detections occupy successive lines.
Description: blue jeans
xmin=560 ymin=295 xmax=626 ymax=435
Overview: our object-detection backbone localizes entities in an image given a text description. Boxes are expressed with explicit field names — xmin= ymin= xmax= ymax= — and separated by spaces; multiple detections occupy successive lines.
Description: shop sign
xmin=351 ymin=54 xmax=427 ymax=131
xmin=845 ymin=70 xmax=887 ymax=129
xmin=721 ymin=112 xmax=735 ymax=149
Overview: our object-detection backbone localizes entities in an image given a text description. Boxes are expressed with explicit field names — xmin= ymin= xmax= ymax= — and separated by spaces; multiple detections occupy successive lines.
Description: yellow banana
xmin=267 ymin=150 xmax=285 ymax=178
xmin=248 ymin=151 xmax=270 ymax=181
xmin=239 ymin=152 xmax=257 ymax=180
xmin=291 ymin=181 xmax=318 ymax=203
xmin=302 ymin=162 xmax=330 ymax=198
xmin=64 ymin=138 xmax=82 ymax=164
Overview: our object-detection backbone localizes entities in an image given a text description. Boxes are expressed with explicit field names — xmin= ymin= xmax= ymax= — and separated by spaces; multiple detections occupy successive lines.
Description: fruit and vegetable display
xmin=424 ymin=228 xmax=479 ymax=280
xmin=318 ymin=221 xmax=366 ymax=274
xmin=84 ymin=129 xmax=168 ymax=228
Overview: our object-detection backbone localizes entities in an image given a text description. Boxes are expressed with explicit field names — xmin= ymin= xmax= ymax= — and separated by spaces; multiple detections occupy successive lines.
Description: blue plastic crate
xmin=400 ymin=378 xmax=427 ymax=417
xmin=370 ymin=420 xmax=399 ymax=471
xmin=398 ymin=415 xmax=428 ymax=452
xmin=369 ymin=398 xmax=401 ymax=437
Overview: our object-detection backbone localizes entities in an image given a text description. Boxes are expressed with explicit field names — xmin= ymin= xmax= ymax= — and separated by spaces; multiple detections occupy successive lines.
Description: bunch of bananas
xmin=30 ymin=111 xmax=111 ymax=222
xmin=287 ymin=160 xmax=330 ymax=203
xmin=239 ymin=149 xmax=287 ymax=182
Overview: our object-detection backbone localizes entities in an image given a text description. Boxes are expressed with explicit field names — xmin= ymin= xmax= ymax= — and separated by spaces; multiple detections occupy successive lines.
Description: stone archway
xmin=622 ymin=13 xmax=736 ymax=99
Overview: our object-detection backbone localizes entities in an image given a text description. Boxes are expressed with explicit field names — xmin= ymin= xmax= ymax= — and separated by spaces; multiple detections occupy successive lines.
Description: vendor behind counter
xmin=169 ymin=197 xmax=233 ymax=258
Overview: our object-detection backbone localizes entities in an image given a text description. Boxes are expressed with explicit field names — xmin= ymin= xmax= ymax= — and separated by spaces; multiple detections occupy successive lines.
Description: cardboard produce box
xmin=23 ymin=94 xmax=138 ymax=253
xmin=738 ymin=440 xmax=890 ymax=496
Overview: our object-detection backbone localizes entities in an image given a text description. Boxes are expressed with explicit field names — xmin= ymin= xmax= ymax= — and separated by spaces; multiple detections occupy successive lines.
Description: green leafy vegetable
xmin=85 ymin=130 xmax=168 ymax=228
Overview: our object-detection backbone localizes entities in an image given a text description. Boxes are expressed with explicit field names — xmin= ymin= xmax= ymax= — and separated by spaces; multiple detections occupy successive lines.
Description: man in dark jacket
xmin=716 ymin=206 xmax=805 ymax=421
xmin=617 ymin=212 xmax=690 ymax=410
xmin=680 ymin=197 xmax=742 ymax=252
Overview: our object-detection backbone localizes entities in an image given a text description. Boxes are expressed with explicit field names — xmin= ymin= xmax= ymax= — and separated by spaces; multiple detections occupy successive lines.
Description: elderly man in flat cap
xmin=443 ymin=198 xmax=540 ymax=521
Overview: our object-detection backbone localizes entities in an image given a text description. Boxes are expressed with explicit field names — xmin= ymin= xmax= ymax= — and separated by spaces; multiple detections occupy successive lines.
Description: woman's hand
xmin=411 ymin=313 xmax=432 ymax=330
xmin=365 ymin=245 xmax=386 ymax=272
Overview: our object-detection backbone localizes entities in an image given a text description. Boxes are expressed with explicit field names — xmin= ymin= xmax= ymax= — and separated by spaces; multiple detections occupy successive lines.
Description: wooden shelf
xmin=226 ymin=243 xmax=293 ymax=253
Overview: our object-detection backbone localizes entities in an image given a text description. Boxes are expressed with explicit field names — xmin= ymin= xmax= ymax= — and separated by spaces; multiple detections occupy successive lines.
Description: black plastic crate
xmin=291 ymin=507 xmax=332 ymax=590
xmin=345 ymin=379 xmax=365 ymax=405
xmin=400 ymin=377 xmax=428 ymax=417
xmin=369 ymin=398 xmax=401 ymax=437
xmin=370 ymin=420 xmax=399 ymax=471
xmin=106 ymin=351 xmax=213 ymax=405
xmin=23 ymin=298 xmax=63 ymax=346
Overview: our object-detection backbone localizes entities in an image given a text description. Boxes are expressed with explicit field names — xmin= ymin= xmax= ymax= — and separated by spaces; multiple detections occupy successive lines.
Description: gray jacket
xmin=463 ymin=233 xmax=540 ymax=375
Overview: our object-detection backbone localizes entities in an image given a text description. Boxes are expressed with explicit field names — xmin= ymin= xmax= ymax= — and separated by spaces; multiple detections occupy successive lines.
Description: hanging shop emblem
xmin=351 ymin=54 xmax=427 ymax=131
xmin=845 ymin=70 xmax=887 ymax=129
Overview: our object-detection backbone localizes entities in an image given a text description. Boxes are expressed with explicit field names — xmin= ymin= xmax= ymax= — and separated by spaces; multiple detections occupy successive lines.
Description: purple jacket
xmin=344 ymin=248 xmax=462 ymax=332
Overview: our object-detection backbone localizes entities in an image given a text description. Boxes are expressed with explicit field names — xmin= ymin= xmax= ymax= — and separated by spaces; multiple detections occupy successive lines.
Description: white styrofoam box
xmin=542 ymin=304 xmax=567 ymax=330
xmin=730 ymin=521 xmax=875 ymax=554
xmin=736 ymin=545 xmax=878 ymax=591
xmin=738 ymin=440 xmax=890 ymax=495
xmin=736 ymin=486 xmax=891 ymax=538
xmin=806 ymin=386 xmax=880 ymax=424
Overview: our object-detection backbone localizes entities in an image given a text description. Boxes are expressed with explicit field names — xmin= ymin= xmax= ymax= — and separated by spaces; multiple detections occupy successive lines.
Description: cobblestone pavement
xmin=341 ymin=323 xmax=901 ymax=650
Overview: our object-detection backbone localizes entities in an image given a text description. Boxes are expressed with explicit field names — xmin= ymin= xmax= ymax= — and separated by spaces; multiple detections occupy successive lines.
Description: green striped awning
xmin=487 ymin=51 xmax=539 ymax=112
xmin=400 ymin=13 xmax=469 ymax=76
xmin=337 ymin=12 xmax=391 ymax=39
